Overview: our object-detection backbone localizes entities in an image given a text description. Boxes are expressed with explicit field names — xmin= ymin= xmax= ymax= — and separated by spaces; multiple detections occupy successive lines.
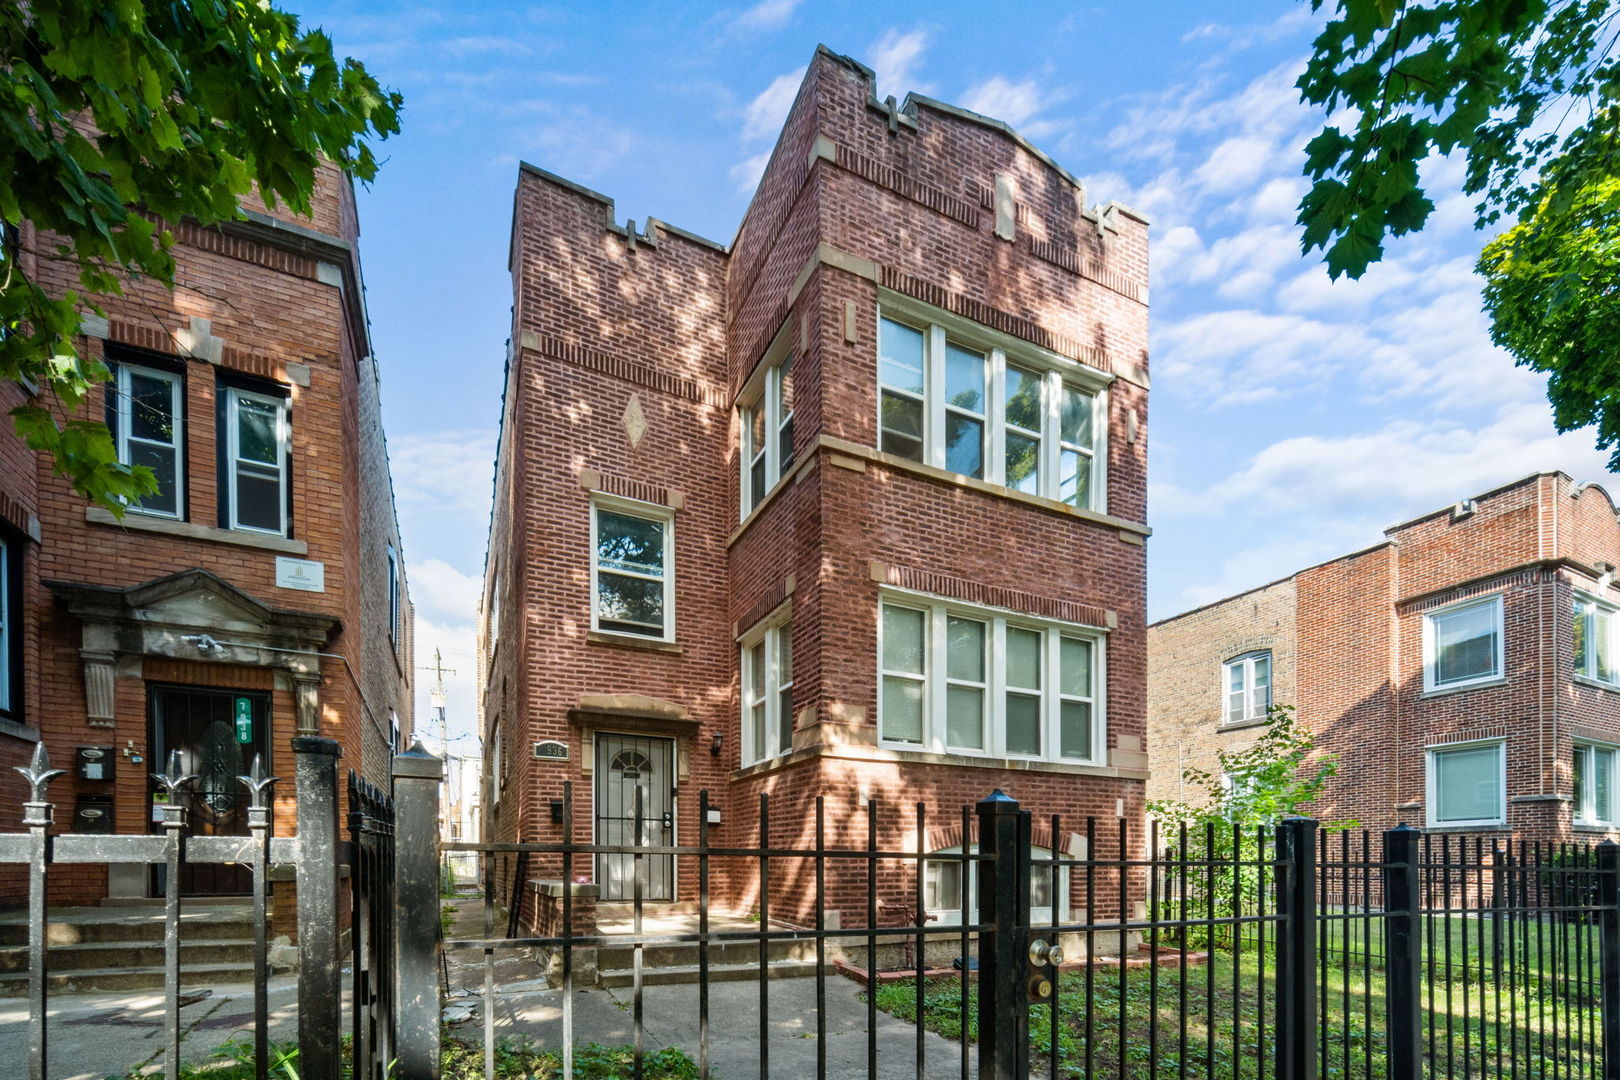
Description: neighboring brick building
xmin=481 ymin=46 xmax=1151 ymax=932
xmin=1 ymin=166 xmax=413 ymax=909
xmin=1148 ymin=473 xmax=1620 ymax=842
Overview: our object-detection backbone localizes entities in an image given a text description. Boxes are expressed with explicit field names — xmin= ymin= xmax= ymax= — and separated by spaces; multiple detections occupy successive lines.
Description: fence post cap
xmin=291 ymin=735 xmax=342 ymax=757
xmin=977 ymin=788 xmax=1019 ymax=812
xmin=1387 ymin=822 xmax=1420 ymax=833
xmin=392 ymin=740 xmax=444 ymax=780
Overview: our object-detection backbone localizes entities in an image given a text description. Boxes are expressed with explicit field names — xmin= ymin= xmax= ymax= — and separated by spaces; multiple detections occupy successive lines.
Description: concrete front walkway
xmin=457 ymin=974 xmax=976 ymax=1079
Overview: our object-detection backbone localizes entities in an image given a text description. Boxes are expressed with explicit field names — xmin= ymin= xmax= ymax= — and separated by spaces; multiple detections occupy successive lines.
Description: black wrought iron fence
xmin=9 ymin=738 xmax=1620 ymax=1080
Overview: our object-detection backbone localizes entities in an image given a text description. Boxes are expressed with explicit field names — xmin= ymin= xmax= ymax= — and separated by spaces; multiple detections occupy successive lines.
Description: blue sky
xmin=292 ymin=0 xmax=1617 ymax=750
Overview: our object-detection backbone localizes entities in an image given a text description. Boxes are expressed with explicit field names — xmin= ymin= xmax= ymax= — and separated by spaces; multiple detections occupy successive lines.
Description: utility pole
xmin=416 ymin=649 xmax=458 ymax=843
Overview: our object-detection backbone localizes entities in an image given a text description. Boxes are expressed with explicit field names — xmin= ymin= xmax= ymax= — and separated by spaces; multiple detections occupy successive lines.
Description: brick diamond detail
xmin=623 ymin=394 xmax=647 ymax=449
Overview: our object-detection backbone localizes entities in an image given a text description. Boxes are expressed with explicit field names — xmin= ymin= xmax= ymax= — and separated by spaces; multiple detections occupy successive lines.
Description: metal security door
xmin=594 ymin=734 xmax=674 ymax=901
xmin=149 ymin=684 xmax=270 ymax=895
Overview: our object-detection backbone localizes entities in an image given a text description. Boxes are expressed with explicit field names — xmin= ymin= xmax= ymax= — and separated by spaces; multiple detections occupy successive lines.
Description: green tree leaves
xmin=1 ymin=1 xmax=400 ymax=510
xmin=1297 ymin=0 xmax=1618 ymax=279
xmin=1480 ymin=178 xmax=1620 ymax=467
xmin=1300 ymin=0 xmax=1619 ymax=469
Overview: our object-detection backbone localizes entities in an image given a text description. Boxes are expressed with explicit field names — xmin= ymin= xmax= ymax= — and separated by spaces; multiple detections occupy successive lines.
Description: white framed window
xmin=590 ymin=496 xmax=674 ymax=641
xmin=878 ymin=593 xmax=1104 ymax=764
xmin=1423 ymin=594 xmax=1504 ymax=692
xmin=1223 ymin=651 xmax=1272 ymax=724
xmin=923 ymin=844 xmax=1067 ymax=926
xmin=1574 ymin=594 xmax=1618 ymax=686
xmin=877 ymin=307 xmax=1106 ymax=511
xmin=224 ymin=385 xmax=289 ymax=535
xmin=741 ymin=620 xmax=794 ymax=765
xmin=1426 ymin=740 xmax=1506 ymax=828
xmin=739 ymin=352 xmax=795 ymax=517
xmin=106 ymin=361 xmax=184 ymax=519
xmin=1574 ymin=742 xmax=1617 ymax=826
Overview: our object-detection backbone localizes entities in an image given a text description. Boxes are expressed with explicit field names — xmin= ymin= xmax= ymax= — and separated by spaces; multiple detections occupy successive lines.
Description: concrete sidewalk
xmin=0 ymin=973 xmax=309 ymax=1080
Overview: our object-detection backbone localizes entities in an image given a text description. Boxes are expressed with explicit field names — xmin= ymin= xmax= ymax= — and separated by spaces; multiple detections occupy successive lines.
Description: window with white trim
xmin=1426 ymin=741 xmax=1505 ymax=827
xmin=105 ymin=361 xmax=184 ymax=519
xmin=877 ymin=312 xmax=1104 ymax=509
xmin=485 ymin=564 xmax=501 ymax=653
xmin=1574 ymin=594 xmax=1618 ymax=686
xmin=223 ymin=385 xmax=289 ymax=535
xmin=741 ymin=620 xmax=794 ymax=765
xmin=923 ymin=844 xmax=1066 ymax=926
xmin=739 ymin=352 xmax=795 ymax=517
xmin=1423 ymin=595 xmax=1503 ymax=692
xmin=879 ymin=596 xmax=1103 ymax=764
xmin=591 ymin=498 xmax=674 ymax=640
xmin=1575 ymin=742 xmax=1617 ymax=827
xmin=1223 ymin=651 xmax=1272 ymax=724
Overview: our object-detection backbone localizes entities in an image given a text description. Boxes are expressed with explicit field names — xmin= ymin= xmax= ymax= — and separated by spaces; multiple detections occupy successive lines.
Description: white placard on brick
xmin=275 ymin=557 xmax=326 ymax=593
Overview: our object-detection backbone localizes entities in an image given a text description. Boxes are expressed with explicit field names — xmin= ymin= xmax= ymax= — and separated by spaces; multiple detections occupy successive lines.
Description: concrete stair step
xmin=0 ymin=913 xmax=256 ymax=948
xmin=596 ymin=937 xmax=817 ymax=969
xmin=596 ymin=959 xmax=823 ymax=988
xmin=0 ymin=939 xmax=255 ymax=974
xmin=0 ymin=962 xmax=257 ymax=996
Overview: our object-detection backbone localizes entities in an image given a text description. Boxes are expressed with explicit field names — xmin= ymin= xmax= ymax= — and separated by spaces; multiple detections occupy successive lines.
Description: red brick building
xmin=481 ymin=47 xmax=1151 ymax=930
xmin=1 ymin=166 xmax=413 ymax=908
xmin=1148 ymin=472 xmax=1620 ymax=842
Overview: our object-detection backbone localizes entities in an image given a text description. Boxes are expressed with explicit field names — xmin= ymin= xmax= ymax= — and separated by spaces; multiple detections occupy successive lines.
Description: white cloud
xmin=730 ymin=149 xmax=773 ymax=194
xmin=960 ymin=76 xmax=1062 ymax=136
xmin=389 ymin=429 xmax=496 ymax=554
xmin=411 ymin=558 xmax=483 ymax=628
xmin=1211 ymin=402 xmax=1612 ymax=518
xmin=440 ymin=36 xmax=530 ymax=59
xmin=740 ymin=68 xmax=805 ymax=142
xmin=1194 ymin=136 xmax=1276 ymax=195
xmin=869 ymin=28 xmax=929 ymax=101
xmin=732 ymin=0 xmax=800 ymax=31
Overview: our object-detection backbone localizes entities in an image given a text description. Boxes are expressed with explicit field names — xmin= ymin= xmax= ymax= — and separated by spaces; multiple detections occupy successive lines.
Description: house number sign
xmin=532 ymin=740 xmax=569 ymax=761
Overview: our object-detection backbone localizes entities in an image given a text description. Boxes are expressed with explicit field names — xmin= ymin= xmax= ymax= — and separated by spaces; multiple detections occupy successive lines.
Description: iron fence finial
xmin=237 ymin=754 xmax=280 ymax=810
xmin=152 ymin=748 xmax=197 ymax=797
xmin=15 ymin=741 xmax=65 ymax=805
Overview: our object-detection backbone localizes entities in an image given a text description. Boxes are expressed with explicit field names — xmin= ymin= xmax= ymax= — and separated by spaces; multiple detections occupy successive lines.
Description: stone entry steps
xmin=0 ymin=903 xmax=259 ymax=995
xmin=588 ymin=910 xmax=824 ymax=989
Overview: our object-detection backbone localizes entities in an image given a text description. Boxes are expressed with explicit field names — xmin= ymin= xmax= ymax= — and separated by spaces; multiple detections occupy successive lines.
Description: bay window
xmin=876 ymin=309 xmax=1106 ymax=511
xmin=741 ymin=620 xmax=794 ymax=764
xmin=739 ymin=352 xmax=796 ymax=517
xmin=106 ymin=360 xmax=184 ymax=519
xmin=1425 ymin=740 xmax=1506 ymax=828
xmin=1575 ymin=742 xmax=1617 ymax=827
xmin=1574 ymin=594 xmax=1618 ymax=686
xmin=878 ymin=595 xmax=1104 ymax=764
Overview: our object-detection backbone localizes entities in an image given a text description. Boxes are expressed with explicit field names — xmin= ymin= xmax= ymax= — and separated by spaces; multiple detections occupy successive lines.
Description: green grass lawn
xmin=872 ymin=941 xmax=1605 ymax=1080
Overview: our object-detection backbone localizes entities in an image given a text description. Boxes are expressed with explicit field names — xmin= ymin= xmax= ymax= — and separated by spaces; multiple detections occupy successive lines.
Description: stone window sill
xmin=85 ymin=506 xmax=308 ymax=555
xmin=587 ymin=630 xmax=684 ymax=654
xmin=0 ymin=717 xmax=40 ymax=743
xmin=1421 ymin=676 xmax=1508 ymax=700
xmin=1217 ymin=716 xmax=1270 ymax=733
xmin=1573 ymin=675 xmax=1620 ymax=694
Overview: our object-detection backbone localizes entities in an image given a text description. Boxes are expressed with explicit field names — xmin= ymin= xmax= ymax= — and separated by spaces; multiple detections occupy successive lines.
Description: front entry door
xmin=149 ymin=684 xmax=270 ymax=896
xmin=594 ymin=734 xmax=675 ymax=901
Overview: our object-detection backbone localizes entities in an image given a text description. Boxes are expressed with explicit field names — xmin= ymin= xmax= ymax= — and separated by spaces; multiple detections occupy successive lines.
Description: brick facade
xmin=1 ymin=166 xmax=413 ymax=911
xmin=1148 ymin=472 xmax=1620 ymax=844
xmin=482 ymin=48 xmax=1151 ymax=930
